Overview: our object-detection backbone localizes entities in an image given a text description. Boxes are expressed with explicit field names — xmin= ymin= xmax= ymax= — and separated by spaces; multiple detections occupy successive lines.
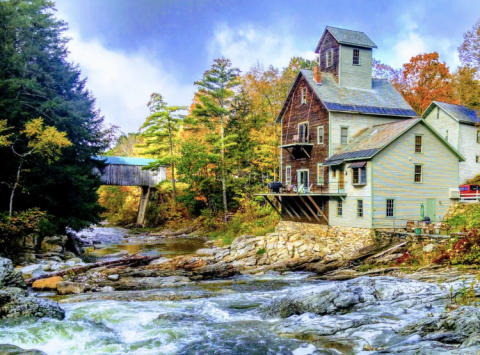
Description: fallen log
xmin=25 ymin=254 xmax=162 ymax=285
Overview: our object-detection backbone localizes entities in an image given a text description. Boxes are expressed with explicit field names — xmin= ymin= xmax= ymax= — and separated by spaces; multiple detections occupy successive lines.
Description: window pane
xmin=414 ymin=165 xmax=422 ymax=182
xmin=357 ymin=200 xmax=363 ymax=217
xmin=386 ymin=199 xmax=394 ymax=217
xmin=317 ymin=164 xmax=324 ymax=185
xmin=360 ymin=167 xmax=367 ymax=184
xmin=353 ymin=49 xmax=360 ymax=65
xmin=415 ymin=136 xmax=422 ymax=153
xmin=337 ymin=201 xmax=343 ymax=216
xmin=318 ymin=126 xmax=324 ymax=144
xmin=341 ymin=127 xmax=348 ymax=144
xmin=353 ymin=168 xmax=359 ymax=184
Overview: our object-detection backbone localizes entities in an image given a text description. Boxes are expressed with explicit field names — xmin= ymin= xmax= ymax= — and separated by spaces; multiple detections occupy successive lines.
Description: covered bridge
xmin=95 ymin=156 xmax=167 ymax=226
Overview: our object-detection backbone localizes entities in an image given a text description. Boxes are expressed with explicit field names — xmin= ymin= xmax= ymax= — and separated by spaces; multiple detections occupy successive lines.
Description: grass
xmin=256 ymin=248 xmax=266 ymax=255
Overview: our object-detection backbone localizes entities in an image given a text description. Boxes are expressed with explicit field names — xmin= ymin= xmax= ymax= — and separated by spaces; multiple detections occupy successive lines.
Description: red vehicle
xmin=459 ymin=184 xmax=480 ymax=199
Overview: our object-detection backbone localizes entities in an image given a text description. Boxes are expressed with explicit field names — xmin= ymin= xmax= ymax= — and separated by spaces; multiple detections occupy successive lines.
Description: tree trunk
xmin=9 ymin=161 xmax=23 ymax=216
xmin=168 ymin=121 xmax=177 ymax=211
xmin=220 ymin=114 xmax=228 ymax=223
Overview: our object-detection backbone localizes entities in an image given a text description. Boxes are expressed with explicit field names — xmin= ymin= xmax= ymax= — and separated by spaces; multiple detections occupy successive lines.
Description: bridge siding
xmin=95 ymin=165 xmax=166 ymax=187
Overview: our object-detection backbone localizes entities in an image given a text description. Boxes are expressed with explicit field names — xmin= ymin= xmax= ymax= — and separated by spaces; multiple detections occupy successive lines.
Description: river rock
xmin=196 ymin=248 xmax=220 ymax=256
xmin=32 ymin=276 xmax=64 ymax=290
xmin=0 ymin=287 xmax=64 ymax=319
xmin=0 ymin=258 xmax=25 ymax=288
xmin=18 ymin=264 xmax=44 ymax=279
xmin=104 ymin=276 xmax=191 ymax=290
xmin=56 ymin=281 xmax=88 ymax=295
xmin=107 ymin=274 xmax=119 ymax=281
xmin=0 ymin=344 xmax=46 ymax=354
xmin=98 ymin=286 xmax=115 ymax=292
xmin=40 ymin=235 xmax=66 ymax=253
xmin=423 ymin=244 xmax=437 ymax=253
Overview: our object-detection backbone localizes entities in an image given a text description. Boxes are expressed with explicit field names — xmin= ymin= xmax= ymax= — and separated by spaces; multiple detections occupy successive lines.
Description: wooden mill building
xmin=260 ymin=26 xmax=464 ymax=229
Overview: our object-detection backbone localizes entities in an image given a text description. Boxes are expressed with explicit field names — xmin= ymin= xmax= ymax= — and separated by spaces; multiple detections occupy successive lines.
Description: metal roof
xmin=96 ymin=156 xmax=157 ymax=166
xmin=315 ymin=26 xmax=377 ymax=53
xmin=324 ymin=118 xmax=465 ymax=164
xmin=422 ymin=101 xmax=480 ymax=125
xmin=277 ymin=70 xmax=416 ymax=121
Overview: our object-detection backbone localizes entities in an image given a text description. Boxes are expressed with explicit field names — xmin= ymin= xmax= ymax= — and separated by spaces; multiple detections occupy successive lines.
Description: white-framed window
xmin=415 ymin=135 xmax=423 ymax=153
xmin=301 ymin=87 xmax=307 ymax=104
xmin=297 ymin=169 xmax=309 ymax=190
xmin=285 ymin=165 xmax=292 ymax=185
xmin=386 ymin=198 xmax=395 ymax=217
xmin=414 ymin=164 xmax=423 ymax=183
xmin=317 ymin=126 xmax=324 ymax=144
xmin=337 ymin=200 xmax=343 ymax=216
xmin=340 ymin=127 xmax=349 ymax=145
xmin=326 ymin=49 xmax=333 ymax=68
xmin=317 ymin=164 xmax=324 ymax=185
xmin=353 ymin=49 xmax=360 ymax=65
xmin=357 ymin=200 xmax=364 ymax=218
xmin=298 ymin=122 xmax=309 ymax=142
xmin=352 ymin=167 xmax=367 ymax=185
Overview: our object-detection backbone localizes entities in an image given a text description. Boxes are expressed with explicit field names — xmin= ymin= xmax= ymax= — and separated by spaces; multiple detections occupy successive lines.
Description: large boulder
xmin=32 ymin=276 xmax=64 ymax=290
xmin=0 ymin=258 xmax=25 ymax=288
xmin=0 ymin=344 xmax=46 ymax=355
xmin=18 ymin=264 xmax=45 ymax=280
xmin=0 ymin=287 xmax=64 ymax=319
xmin=40 ymin=235 xmax=67 ymax=253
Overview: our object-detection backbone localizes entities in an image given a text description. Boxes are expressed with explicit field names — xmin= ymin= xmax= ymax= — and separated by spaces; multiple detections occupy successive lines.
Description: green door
xmin=426 ymin=198 xmax=436 ymax=221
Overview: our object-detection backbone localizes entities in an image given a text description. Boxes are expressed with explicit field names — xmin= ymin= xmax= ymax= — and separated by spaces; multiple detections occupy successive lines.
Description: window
xmin=357 ymin=200 xmax=364 ymax=218
xmin=353 ymin=49 xmax=360 ymax=65
xmin=415 ymin=135 xmax=423 ymax=153
xmin=298 ymin=122 xmax=309 ymax=142
xmin=317 ymin=126 xmax=324 ymax=144
xmin=332 ymin=168 xmax=336 ymax=179
xmin=414 ymin=164 xmax=423 ymax=183
xmin=301 ymin=88 xmax=307 ymax=104
xmin=445 ymin=130 xmax=449 ymax=142
xmin=285 ymin=166 xmax=292 ymax=185
xmin=337 ymin=200 xmax=343 ymax=216
xmin=477 ymin=131 xmax=480 ymax=143
xmin=326 ymin=49 xmax=333 ymax=67
xmin=341 ymin=127 xmax=349 ymax=145
xmin=386 ymin=199 xmax=395 ymax=217
xmin=317 ymin=164 xmax=324 ymax=185
xmin=476 ymin=156 xmax=479 ymax=163
xmin=437 ymin=107 xmax=440 ymax=119
xmin=352 ymin=167 xmax=367 ymax=185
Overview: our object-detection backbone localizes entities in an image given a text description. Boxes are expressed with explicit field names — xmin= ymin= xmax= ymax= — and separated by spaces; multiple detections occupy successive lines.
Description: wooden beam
xmin=263 ymin=196 xmax=282 ymax=217
xmin=301 ymin=147 xmax=311 ymax=159
xmin=274 ymin=196 xmax=295 ymax=220
xmin=283 ymin=197 xmax=301 ymax=219
xmin=284 ymin=147 xmax=296 ymax=160
xmin=291 ymin=197 xmax=312 ymax=221
xmin=136 ymin=186 xmax=150 ymax=227
xmin=299 ymin=196 xmax=321 ymax=222
xmin=307 ymin=195 xmax=328 ymax=223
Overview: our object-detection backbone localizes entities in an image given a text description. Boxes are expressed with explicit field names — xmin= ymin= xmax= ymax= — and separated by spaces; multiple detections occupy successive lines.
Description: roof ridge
xmin=326 ymin=25 xmax=367 ymax=34
xmin=371 ymin=118 xmax=420 ymax=128
xmin=435 ymin=101 xmax=477 ymax=110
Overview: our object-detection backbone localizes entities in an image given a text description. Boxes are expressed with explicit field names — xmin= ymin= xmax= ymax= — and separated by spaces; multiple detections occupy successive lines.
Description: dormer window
xmin=353 ymin=49 xmax=360 ymax=65
xmin=326 ymin=49 xmax=333 ymax=68
xmin=301 ymin=87 xmax=307 ymax=104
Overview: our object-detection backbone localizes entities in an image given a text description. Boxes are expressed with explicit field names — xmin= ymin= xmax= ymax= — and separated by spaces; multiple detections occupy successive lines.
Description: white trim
xmin=301 ymin=87 xmax=307 ymax=104
xmin=317 ymin=126 xmax=324 ymax=144
xmin=317 ymin=163 xmax=324 ymax=185
xmin=285 ymin=165 xmax=292 ymax=185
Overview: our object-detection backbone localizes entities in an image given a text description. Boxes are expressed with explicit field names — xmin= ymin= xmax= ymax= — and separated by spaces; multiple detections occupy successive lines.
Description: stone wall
xmin=214 ymin=221 xmax=377 ymax=269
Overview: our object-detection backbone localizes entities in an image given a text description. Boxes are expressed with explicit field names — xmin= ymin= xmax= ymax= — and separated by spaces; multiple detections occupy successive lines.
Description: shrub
xmin=256 ymin=248 xmax=266 ymax=255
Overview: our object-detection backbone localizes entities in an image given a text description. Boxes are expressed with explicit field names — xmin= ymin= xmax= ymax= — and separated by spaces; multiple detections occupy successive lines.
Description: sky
xmin=54 ymin=0 xmax=479 ymax=134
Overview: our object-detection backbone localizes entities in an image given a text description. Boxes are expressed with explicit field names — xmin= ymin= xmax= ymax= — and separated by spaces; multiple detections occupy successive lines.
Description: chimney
xmin=313 ymin=66 xmax=322 ymax=85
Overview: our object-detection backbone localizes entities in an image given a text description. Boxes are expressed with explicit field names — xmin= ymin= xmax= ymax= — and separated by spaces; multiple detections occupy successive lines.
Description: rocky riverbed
xmin=2 ymin=226 xmax=480 ymax=354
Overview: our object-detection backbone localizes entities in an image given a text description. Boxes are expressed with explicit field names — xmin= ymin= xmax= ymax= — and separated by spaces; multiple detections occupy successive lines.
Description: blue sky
xmin=55 ymin=0 xmax=479 ymax=133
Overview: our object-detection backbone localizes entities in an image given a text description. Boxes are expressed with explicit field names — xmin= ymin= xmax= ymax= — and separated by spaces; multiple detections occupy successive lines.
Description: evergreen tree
xmin=139 ymin=93 xmax=186 ymax=211
xmin=0 ymin=0 xmax=111 ymax=232
xmin=191 ymin=58 xmax=240 ymax=222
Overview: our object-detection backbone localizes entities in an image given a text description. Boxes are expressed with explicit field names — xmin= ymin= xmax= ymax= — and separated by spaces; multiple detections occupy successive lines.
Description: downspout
xmin=370 ymin=160 xmax=374 ymax=229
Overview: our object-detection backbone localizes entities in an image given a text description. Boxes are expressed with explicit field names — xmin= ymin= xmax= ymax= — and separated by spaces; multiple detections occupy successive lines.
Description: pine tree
xmin=191 ymin=58 xmax=241 ymax=223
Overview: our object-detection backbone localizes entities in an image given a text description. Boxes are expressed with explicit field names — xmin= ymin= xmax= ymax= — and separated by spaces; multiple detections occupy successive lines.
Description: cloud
xmin=208 ymin=23 xmax=317 ymax=72
xmin=65 ymin=31 xmax=194 ymax=134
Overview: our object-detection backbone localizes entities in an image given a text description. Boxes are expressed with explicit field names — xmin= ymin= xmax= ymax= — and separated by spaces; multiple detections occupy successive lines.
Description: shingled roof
xmin=422 ymin=101 xmax=480 ymax=125
xmin=315 ymin=26 xmax=377 ymax=53
xmin=277 ymin=70 xmax=416 ymax=122
xmin=324 ymin=118 xmax=464 ymax=165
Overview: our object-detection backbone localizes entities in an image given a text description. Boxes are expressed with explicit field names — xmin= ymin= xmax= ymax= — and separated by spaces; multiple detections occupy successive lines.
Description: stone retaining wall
xmin=215 ymin=221 xmax=377 ymax=268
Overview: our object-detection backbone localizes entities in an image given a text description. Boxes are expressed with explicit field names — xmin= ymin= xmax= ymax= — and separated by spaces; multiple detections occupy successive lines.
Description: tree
xmin=191 ymin=58 xmax=241 ymax=222
xmin=452 ymin=66 xmax=480 ymax=109
xmin=459 ymin=18 xmax=480 ymax=74
xmin=139 ymin=93 xmax=186 ymax=211
xmin=108 ymin=133 xmax=143 ymax=157
xmin=0 ymin=118 xmax=71 ymax=215
xmin=0 ymin=0 xmax=112 ymax=232
xmin=398 ymin=52 xmax=456 ymax=114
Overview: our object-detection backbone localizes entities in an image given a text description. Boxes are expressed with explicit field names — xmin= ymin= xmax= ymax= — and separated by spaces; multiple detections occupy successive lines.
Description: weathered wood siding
xmin=328 ymin=161 xmax=373 ymax=228
xmin=319 ymin=31 xmax=340 ymax=83
xmin=339 ymin=45 xmax=372 ymax=89
xmin=95 ymin=165 xmax=166 ymax=187
xmin=281 ymin=76 xmax=330 ymax=192
xmin=372 ymin=123 xmax=459 ymax=229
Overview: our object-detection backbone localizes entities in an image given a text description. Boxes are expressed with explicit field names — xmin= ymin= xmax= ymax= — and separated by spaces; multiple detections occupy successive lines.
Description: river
xmin=0 ymin=227 xmax=478 ymax=354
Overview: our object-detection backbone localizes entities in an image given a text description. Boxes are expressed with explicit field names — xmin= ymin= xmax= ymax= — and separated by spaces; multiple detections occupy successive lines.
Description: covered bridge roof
xmin=97 ymin=156 xmax=157 ymax=166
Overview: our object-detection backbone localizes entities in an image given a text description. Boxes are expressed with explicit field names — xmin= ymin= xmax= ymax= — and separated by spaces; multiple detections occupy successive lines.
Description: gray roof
xmin=315 ymin=26 xmax=377 ymax=53
xmin=97 ymin=156 xmax=157 ymax=166
xmin=277 ymin=70 xmax=416 ymax=121
xmin=423 ymin=101 xmax=480 ymax=125
xmin=325 ymin=118 xmax=464 ymax=164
